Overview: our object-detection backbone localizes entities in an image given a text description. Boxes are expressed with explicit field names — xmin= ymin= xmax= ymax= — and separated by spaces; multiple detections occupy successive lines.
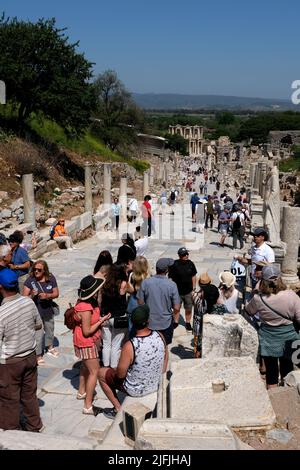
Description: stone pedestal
xmin=281 ymin=206 xmax=300 ymax=286
xmin=119 ymin=177 xmax=127 ymax=222
xmin=84 ymin=163 xmax=93 ymax=213
xmin=143 ymin=171 xmax=149 ymax=196
xmin=22 ymin=174 xmax=36 ymax=229
xmin=103 ymin=164 xmax=111 ymax=208
xmin=250 ymin=195 xmax=264 ymax=227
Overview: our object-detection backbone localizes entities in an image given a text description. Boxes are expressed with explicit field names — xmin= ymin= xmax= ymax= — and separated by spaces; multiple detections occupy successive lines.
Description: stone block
xmin=77 ymin=211 xmax=92 ymax=230
xmin=0 ymin=429 xmax=95 ymax=450
xmin=135 ymin=420 xmax=252 ymax=450
xmin=266 ymin=428 xmax=293 ymax=444
xmin=123 ymin=402 xmax=153 ymax=446
xmin=284 ymin=370 xmax=300 ymax=388
xmin=170 ymin=357 xmax=276 ymax=430
xmin=202 ymin=314 xmax=259 ymax=361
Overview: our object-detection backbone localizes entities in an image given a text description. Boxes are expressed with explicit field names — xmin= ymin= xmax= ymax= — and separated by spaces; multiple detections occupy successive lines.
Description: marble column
xmin=119 ymin=176 xmax=127 ymax=222
xmin=159 ymin=163 xmax=164 ymax=183
xmin=103 ymin=164 xmax=111 ymax=208
xmin=253 ymin=164 xmax=260 ymax=194
xmin=143 ymin=171 xmax=149 ymax=196
xmin=259 ymin=163 xmax=267 ymax=199
xmin=164 ymin=163 xmax=169 ymax=186
xmin=281 ymin=206 xmax=300 ymax=286
xmin=22 ymin=174 xmax=36 ymax=229
xmin=149 ymin=165 xmax=154 ymax=187
xmin=84 ymin=163 xmax=93 ymax=213
xmin=207 ymin=154 xmax=212 ymax=172
xmin=250 ymin=163 xmax=256 ymax=187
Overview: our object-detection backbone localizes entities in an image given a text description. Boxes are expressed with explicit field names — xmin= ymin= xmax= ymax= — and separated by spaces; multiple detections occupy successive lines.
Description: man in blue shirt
xmin=137 ymin=258 xmax=180 ymax=345
xmin=8 ymin=232 xmax=30 ymax=291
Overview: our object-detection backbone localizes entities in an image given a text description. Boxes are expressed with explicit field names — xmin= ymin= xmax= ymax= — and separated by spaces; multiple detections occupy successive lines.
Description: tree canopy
xmin=92 ymin=70 xmax=144 ymax=151
xmin=0 ymin=15 xmax=95 ymax=134
xmin=165 ymin=133 xmax=189 ymax=156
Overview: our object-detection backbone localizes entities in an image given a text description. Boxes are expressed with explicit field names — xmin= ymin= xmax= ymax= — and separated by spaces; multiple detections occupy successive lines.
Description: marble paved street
xmin=35 ymin=183 xmax=251 ymax=447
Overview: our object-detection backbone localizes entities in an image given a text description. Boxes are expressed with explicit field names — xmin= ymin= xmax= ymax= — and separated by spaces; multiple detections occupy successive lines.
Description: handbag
xmin=38 ymin=282 xmax=60 ymax=317
xmin=52 ymin=301 xmax=60 ymax=317
xmin=259 ymin=294 xmax=300 ymax=333
xmin=114 ymin=315 xmax=129 ymax=329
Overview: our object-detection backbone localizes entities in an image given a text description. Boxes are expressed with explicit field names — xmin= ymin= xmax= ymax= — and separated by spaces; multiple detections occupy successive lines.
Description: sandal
xmin=82 ymin=405 xmax=103 ymax=416
xmin=76 ymin=391 xmax=97 ymax=400
xmin=46 ymin=347 xmax=59 ymax=358
xmin=37 ymin=357 xmax=45 ymax=365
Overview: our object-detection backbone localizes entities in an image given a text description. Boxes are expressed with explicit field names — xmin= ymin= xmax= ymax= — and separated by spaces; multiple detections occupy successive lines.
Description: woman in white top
xmin=218 ymin=271 xmax=239 ymax=314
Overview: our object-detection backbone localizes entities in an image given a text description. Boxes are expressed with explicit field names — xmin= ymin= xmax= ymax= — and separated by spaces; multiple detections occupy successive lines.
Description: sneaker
xmin=103 ymin=407 xmax=118 ymax=420
xmin=185 ymin=322 xmax=193 ymax=331
xmin=46 ymin=348 xmax=59 ymax=358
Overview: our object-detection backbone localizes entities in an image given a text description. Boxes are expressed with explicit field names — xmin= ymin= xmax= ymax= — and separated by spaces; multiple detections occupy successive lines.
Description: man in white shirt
xmin=134 ymin=228 xmax=148 ymax=256
xmin=237 ymin=227 xmax=275 ymax=288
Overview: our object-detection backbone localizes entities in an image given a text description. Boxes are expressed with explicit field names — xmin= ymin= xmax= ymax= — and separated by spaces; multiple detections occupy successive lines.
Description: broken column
xmin=84 ymin=163 xmax=93 ymax=213
xmin=22 ymin=173 xmax=36 ymax=229
xmin=103 ymin=163 xmax=111 ymax=208
xmin=143 ymin=171 xmax=149 ymax=196
xmin=119 ymin=176 xmax=127 ymax=222
xmin=281 ymin=206 xmax=300 ymax=286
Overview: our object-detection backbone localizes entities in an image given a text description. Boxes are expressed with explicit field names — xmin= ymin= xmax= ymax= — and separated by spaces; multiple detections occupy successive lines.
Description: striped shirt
xmin=0 ymin=294 xmax=42 ymax=363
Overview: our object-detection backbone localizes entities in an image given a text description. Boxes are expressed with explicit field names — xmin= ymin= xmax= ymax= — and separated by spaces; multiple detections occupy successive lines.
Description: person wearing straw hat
xmin=73 ymin=275 xmax=111 ymax=415
xmin=192 ymin=273 xmax=213 ymax=358
xmin=218 ymin=271 xmax=239 ymax=314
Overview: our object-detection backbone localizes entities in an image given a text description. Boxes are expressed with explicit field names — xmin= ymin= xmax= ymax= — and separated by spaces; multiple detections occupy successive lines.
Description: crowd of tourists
xmin=0 ymin=157 xmax=300 ymax=434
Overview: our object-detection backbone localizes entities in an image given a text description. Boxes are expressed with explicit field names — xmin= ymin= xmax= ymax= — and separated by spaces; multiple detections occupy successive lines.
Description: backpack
xmin=170 ymin=191 xmax=176 ymax=201
xmin=49 ymin=223 xmax=58 ymax=240
xmin=232 ymin=214 xmax=241 ymax=230
xmin=64 ymin=304 xmax=78 ymax=330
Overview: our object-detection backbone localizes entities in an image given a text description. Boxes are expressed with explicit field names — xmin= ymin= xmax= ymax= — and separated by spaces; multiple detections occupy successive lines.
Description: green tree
xmin=216 ymin=111 xmax=236 ymax=125
xmin=165 ymin=133 xmax=188 ymax=155
xmin=92 ymin=70 xmax=144 ymax=151
xmin=0 ymin=15 xmax=95 ymax=134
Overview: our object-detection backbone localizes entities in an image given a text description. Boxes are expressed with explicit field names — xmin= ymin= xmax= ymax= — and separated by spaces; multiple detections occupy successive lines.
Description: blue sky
xmin=2 ymin=0 xmax=300 ymax=99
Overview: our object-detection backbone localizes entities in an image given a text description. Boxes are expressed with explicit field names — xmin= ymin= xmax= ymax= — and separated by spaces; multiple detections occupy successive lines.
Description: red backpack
xmin=64 ymin=304 xmax=79 ymax=330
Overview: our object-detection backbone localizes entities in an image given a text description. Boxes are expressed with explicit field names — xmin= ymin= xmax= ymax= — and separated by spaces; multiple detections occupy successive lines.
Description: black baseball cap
xmin=250 ymin=227 xmax=269 ymax=239
xmin=178 ymin=247 xmax=189 ymax=257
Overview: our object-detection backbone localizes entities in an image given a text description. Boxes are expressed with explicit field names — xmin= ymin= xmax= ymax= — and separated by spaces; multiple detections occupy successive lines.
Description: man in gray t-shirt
xmin=137 ymin=258 xmax=180 ymax=345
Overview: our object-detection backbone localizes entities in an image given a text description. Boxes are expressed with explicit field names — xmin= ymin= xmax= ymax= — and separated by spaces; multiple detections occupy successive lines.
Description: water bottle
xmin=31 ymin=281 xmax=38 ymax=297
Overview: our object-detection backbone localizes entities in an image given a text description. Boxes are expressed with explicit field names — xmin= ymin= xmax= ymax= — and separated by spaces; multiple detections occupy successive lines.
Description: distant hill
xmin=132 ymin=93 xmax=299 ymax=111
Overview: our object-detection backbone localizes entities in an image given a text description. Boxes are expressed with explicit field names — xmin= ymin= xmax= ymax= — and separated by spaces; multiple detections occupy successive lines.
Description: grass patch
xmin=27 ymin=115 xmax=149 ymax=172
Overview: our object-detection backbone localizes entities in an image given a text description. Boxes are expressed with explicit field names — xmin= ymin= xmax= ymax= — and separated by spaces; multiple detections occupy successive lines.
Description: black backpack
xmin=232 ymin=213 xmax=241 ymax=230
xmin=170 ymin=191 xmax=176 ymax=201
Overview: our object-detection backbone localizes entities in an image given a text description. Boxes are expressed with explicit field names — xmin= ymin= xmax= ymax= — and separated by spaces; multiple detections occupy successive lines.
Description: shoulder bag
xmin=38 ymin=281 xmax=60 ymax=317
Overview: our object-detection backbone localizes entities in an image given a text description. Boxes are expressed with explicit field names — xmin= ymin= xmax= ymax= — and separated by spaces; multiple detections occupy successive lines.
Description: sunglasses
xmin=33 ymin=268 xmax=43 ymax=273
